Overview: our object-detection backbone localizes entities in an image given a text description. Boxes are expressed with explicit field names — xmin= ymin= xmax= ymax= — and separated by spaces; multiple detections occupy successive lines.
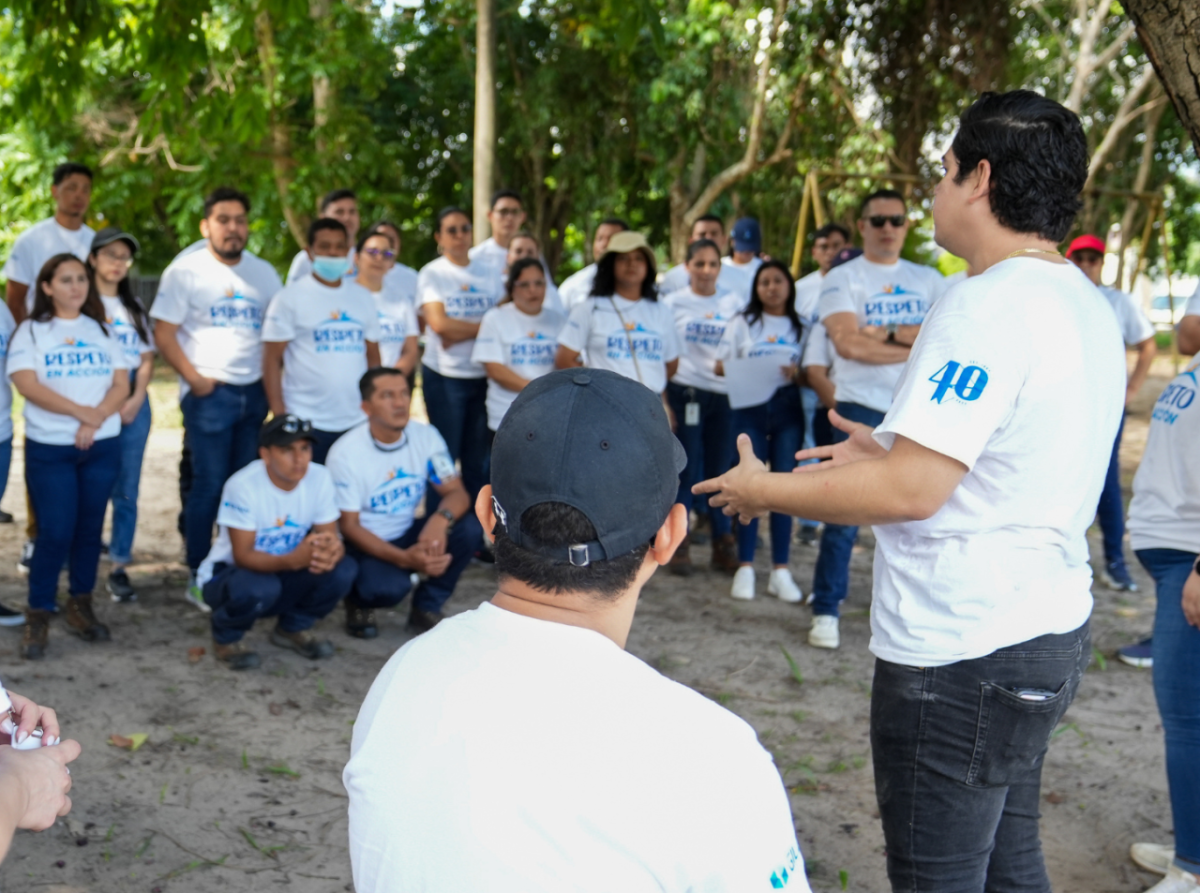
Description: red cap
xmin=1066 ymin=235 xmax=1106 ymax=258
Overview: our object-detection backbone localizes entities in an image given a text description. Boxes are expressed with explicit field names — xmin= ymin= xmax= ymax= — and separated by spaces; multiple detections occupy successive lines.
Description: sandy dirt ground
xmin=0 ymin=356 xmax=1184 ymax=893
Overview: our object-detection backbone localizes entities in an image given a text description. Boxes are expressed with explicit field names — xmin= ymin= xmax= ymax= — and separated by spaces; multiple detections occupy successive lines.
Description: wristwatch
xmin=438 ymin=508 xmax=456 ymax=526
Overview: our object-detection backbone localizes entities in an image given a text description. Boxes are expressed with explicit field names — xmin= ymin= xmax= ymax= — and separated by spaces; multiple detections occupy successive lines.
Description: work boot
xmin=270 ymin=626 xmax=335 ymax=660
xmin=21 ymin=609 xmax=52 ymax=660
xmin=711 ymin=534 xmax=739 ymax=574
xmin=345 ymin=601 xmax=378 ymax=639
xmin=407 ymin=608 xmax=444 ymax=635
xmin=214 ymin=639 xmax=261 ymax=671
xmin=64 ymin=594 xmax=111 ymax=642
xmin=668 ymin=540 xmax=694 ymax=577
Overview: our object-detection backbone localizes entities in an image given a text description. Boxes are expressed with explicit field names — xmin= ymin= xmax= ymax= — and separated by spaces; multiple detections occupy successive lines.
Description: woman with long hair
xmin=8 ymin=254 xmax=129 ymax=659
xmin=89 ymin=228 xmax=153 ymax=603
xmin=717 ymin=259 xmax=806 ymax=603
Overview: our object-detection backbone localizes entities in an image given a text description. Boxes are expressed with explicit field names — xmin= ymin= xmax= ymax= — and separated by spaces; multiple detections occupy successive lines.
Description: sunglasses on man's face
xmin=867 ymin=215 xmax=907 ymax=229
xmin=361 ymin=247 xmax=396 ymax=260
xmin=280 ymin=415 xmax=313 ymax=435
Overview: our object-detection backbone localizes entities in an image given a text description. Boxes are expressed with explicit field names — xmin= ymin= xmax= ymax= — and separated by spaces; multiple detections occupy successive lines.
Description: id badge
xmin=684 ymin=402 xmax=700 ymax=426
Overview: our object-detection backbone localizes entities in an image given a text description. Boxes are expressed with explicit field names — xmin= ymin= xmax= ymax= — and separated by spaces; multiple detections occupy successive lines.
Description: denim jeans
xmin=109 ymin=390 xmax=152 ymax=566
xmin=25 ymin=437 xmax=122 ymax=611
xmin=795 ymin=386 xmax=820 ymax=530
xmin=812 ymin=406 xmax=833 ymax=448
xmin=732 ymin=386 xmax=803 ymax=565
xmin=348 ymin=512 xmax=482 ymax=613
xmin=421 ymin=366 xmax=490 ymax=501
xmin=1096 ymin=413 xmax=1127 ymax=568
xmin=666 ymin=382 xmax=733 ymax=538
xmin=202 ymin=556 xmax=358 ymax=645
xmin=1136 ymin=548 xmax=1200 ymax=873
xmin=871 ymin=623 xmax=1090 ymax=892
xmin=810 ymin=401 xmax=886 ymax=616
xmin=310 ymin=428 xmax=348 ymax=465
xmin=180 ymin=381 xmax=268 ymax=570
xmin=0 ymin=437 xmax=12 ymax=510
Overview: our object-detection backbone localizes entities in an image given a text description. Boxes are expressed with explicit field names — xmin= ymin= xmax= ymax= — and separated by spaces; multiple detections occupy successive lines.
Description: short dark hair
xmin=357 ymin=225 xmax=395 ymax=254
xmin=692 ymin=214 xmax=724 ymax=233
xmin=813 ymin=223 xmax=852 ymax=242
xmin=859 ymin=189 xmax=906 ymax=217
xmin=951 ymin=90 xmax=1087 ymax=243
xmin=589 ymin=246 xmax=657 ymax=300
xmin=685 ymin=238 xmax=721 ymax=263
xmin=494 ymin=502 xmax=649 ymax=599
xmin=319 ymin=188 xmax=357 ymax=212
xmin=307 ymin=217 xmax=347 ymax=246
xmin=599 ymin=217 xmax=629 ymax=230
xmin=365 ymin=219 xmax=401 ymax=249
xmin=435 ymin=206 xmax=470 ymax=233
xmin=203 ymin=187 xmax=250 ymax=218
xmin=490 ymin=189 xmax=523 ymax=210
xmin=52 ymin=163 xmax=92 ymax=186
xmin=359 ymin=366 xmax=408 ymax=401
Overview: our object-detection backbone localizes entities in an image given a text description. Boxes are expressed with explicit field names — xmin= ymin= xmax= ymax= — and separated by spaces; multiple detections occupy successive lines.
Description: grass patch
xmin=779 ymin=645 xmax=804 ymax=685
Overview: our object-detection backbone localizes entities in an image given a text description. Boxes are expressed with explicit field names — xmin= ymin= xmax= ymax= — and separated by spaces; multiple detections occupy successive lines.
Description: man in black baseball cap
xmin=345 ymin=369 xmax=811 ymax=892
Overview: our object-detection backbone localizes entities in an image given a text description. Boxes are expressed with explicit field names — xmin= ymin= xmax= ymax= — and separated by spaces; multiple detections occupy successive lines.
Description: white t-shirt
xmin=326 ymin=421 xmax=457 ymax=543
xmin=7 ymin=315 xmax=129 ymax=445
xmin=384 ymin=261 xmax=419 ymax=298
xmin=197 ymin=459 xmax=340 ymax=586
xmin=467 ymin=236 xmax=509 ymax=277
xmin=818 ymin=256 xmax=946 ymax=413
xmin=345 ymin=601 xmax=808 ymax=893
xmin=793 ymin=270 xmax=824 ymax=328
xmin=1129 ymin=358 xmax=1200 ymax=553
xmin=1185 ymin=282 xmax=1200 ymax=320
xmin=660 ymin=262 xmax=753 ymax=307
xmin=1 ymin=218 xmax=95 ymax=311
xmin=724 ymin=255 xmax=763 ymax=285
xmin=558 ymin=296 xmax=681 ymax=394
xmin=869 ymin=259 xmax=1125 ymax=666
xmin=0 ymin=305 xmax=17 ymax=442
xmin=261 ymin=275 xmax=381 ymax=432
xmin=416 ymin=256 xmax=502 ymax=378
xmin=471 ymin=303 xmax=566 ymax=430
xmin=801 ymin=320 xmax=831 ymax=369
xmin=1099 ymin=285 xmax=1155 ymax=348
xmin=471 ymin=239 xmax=565 ymax=316
xmin=286 ymin=247 xmax=358 ymax=285
xmin=368 ymin=282 xmax=420 ymax=369
xmin=559 ymin=263 xmax=597 ymax=313
xmin=101 ymin=296 xmax=154 ymax=372
xmin=149 ymin=248 xmax=283 ymax=393
xmin=664 ymin=288 xmax=743 ymax=392
xmin=723 ymin=312 xmax=804 ymax=366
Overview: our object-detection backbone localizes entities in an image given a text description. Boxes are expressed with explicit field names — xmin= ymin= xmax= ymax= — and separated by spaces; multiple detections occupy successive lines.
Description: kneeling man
xmin=327 ymin=367 xmax=481 ymax=637
xmin=198 ymin=414 xmax=356 ymax=670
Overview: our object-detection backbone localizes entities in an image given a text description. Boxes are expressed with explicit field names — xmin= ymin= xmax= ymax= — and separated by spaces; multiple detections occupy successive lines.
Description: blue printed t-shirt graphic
xmin=254 ymin=514 xmax=309 ymax=555
xmin=44 ymin=338 xmax=115 ymax=379
xmin=377 ymin=311 xmax=409 ymax=344
xmin=107 ymin=316 xmax=142 ymax=355
xmin=607 ymin=321 xmax=665 ymax=362
xmin=210 ymin=286 xmax=264 ymax=330
xmin=685 ymin=311 xmax=732 ymax=348
xmin=368 ymin=467 xmax=426 ymax=515
xmin=749 ymin=332 xmax=799 ymax=362
xmin=315 ymin=310 xmax=366 ymax=354
xmin=929 ymin=360 xmax=989 ymax=404
xmin=770 ymin=846 xmax=802 ymax=888
xmin=864 ymin=284 xmax=932 ymax=327
xmin=445 ymin=283 xmax=497 ymax=322
xmin=1153 ymin=365 xmax=1197 ymax=426
xmin=508 ymin=330 xmax=558 ymax=369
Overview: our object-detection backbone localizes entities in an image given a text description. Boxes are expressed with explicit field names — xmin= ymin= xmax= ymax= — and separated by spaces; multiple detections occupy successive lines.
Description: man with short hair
xmin=151 ymin=187 xmax=284 ymax=610
xmin=3 ymin=163 xmax=95 ymax=324
xmin=262 ymin=218 xmax=381 ymax=463
xmin=327 ymin=368 xmax=481 ymax=638
xmin=345 ymin=368 xmax=810 ymax=892
xmin=469 ymin=189 xmax=527 ymax=277
xmin=285 ymin=189 xmax=361 ymax=284
xmin=807 ymin=189 xmax=945 ymax=648
xmin=197 ymin=414 xmax=356 ymax=670
xmin=559 ymin=217 xmax=629 ymax=312
xmin=659 ymin=214 xmax=754 ymax=302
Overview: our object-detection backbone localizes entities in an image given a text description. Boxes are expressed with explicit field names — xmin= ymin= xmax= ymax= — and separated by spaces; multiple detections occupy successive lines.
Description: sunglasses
xmin=361 ymin=247 xmax=396 ymax=260
xmin=867 ymin=215 xmax=907 ymax=229
xmin=442 ymin=224 xmax=472 ymax=236
xmin=279 ymin=415 xmax=313 ymax=435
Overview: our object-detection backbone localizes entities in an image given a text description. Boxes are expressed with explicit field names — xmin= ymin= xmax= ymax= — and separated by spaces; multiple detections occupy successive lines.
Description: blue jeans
xmin=872 ymin=623 xmax=1090 ymax=892
xmin=25 ymin=437 xmax=122 ymax=611
xmin=1137 ymin=548 xmax=1200 ymax=873
xmin=795 ymin=386 xmax=820 ymax=530
xmin=810 ymin=401 xmax=886 ymax=616
xmin=666 ymin=382 xmax=733 ymax=538
xmin=0 ymin=437 xmax=12 ymax=510
xmin=421 ymin=366 xmax=490 ymax=501
xmin=203 ymin=557 xmax=358 ymax=645
xmin=180 ymin=382 xmax=268 ymax=570
xmin=109 ymin=390 xmax=151 ymax=566
xmin=1096 ymin=413 xmax=1127 ymax=568
xmin=733 ymin=386 xmax=803 ymax=565
xmin=348 ymin=512 xmax=482 ymax=613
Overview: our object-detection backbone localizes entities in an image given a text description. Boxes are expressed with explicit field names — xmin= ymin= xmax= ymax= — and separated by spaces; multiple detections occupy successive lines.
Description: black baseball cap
xmin=90 ymin=226 xmax=140 ymax=255
xmin=829 ymin=246 xmax=863 ymax=269
xmin=491 ymin=369 xmax=687 ymax=567
xmin=258 ymin=414 xmax=316 ymax=449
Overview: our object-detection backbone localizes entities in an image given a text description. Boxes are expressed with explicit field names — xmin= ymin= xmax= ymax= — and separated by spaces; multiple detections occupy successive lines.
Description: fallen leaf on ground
xmin=187 ymin=646 xmax=206 ymax=663
xmin=1046 ymin=791 xmax=1065 ymax=804
xmin=108 ymin=733 xmax=149 ymax=752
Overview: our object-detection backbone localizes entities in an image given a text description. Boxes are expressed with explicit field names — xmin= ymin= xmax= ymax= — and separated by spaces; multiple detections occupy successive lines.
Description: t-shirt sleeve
xmin=313 ymin=467 xmax=342 ymax=526
xmin=557 ymin=302 xmax=592 ymax=354
xmin=326 ymin=448 xmax=364 ymax=514
xmin=285 ymin=251 xmax=310 ymax=286
xmin=660 ymin=305 xmax=682 ymax=363
xmin=5 ymin=323 xmax=35 ymax=376
xmin=107 ymin=331 xmax=132 ymax=370
xmin=816 ymin=267 xmax=854 ymax=321
xmin=260 ymin=293 xmax=295 ymax=342
xmin=1186 ymin=283 xmax=1200 ymax=319
xmin=1 ymin=231 xmax=33 ymax=286
xmin=215 ymin=476 xmax=257 ymax=531
xmin=1116 ymin=291 xmax=1155 ymax=345
xmin=873 ymin=301 xmax=1023 ymax=471
xmin=471 ymin=311 xmax=504 ymax=364
xmin=802 ymin=323 xmax=829 ymax=368
xmin=425 ymin=429 xmax=458 ymax=484
xmin=148 ymin=266 xmax=190 ymax=324
xmin=718 ymin=316 xmax=747 ymax=361
xmin=417 ymin=270 xmax=444 ymax=309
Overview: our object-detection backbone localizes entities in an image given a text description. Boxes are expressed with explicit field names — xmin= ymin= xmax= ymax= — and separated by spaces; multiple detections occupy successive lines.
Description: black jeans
xmin=871 ymin=623 xmax=1090 ymax=892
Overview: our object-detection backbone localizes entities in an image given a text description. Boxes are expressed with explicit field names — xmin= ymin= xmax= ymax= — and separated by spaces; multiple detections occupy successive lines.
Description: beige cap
xmin=601 ymin=231 xmax=656 ymax=270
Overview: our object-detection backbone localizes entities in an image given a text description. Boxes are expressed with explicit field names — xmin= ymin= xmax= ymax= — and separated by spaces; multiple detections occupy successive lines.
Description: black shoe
xmin=107 ymin=569 xmax=137 ymax=603
xmin=269 ymin=627 xmax=335 ymax=660
xmin=0 ymin=510 xmax=13 ymax=524
xmin=407 ymin=608 xmax=444 ymax=634
xmin=0 ymin=603 xmax=25 ymax=627
xmin=345 ymin=602 xmax=378 ymax=639
xmin=471 ymin=547 xmax=495 ymax=566
xmin=796 ymin=525 xmax=819 ymax=547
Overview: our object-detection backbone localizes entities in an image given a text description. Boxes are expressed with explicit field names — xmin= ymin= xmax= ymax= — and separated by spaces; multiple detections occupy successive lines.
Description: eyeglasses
xmin=98 ymin=249 xmax=134 ymax=265
xmin=361 ymin=247 xmax=396 ymax=260
xmin=493 ymin=208 xmax=522 ymax=218
xmin=867 ymin=215 xmax=907 ymax=229
xmin=279 ymin=415 xmax=313 ymax=435
xmin=513 ymin=279 xmax=546 ymax=289
xmin=442 ymin=224 xmax=472 ymax=236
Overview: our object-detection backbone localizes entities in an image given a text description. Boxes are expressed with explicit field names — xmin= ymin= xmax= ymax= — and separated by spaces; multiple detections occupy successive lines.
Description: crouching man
xmin=327 ymin=367 xmax=481 ymax=638
xmin=197 ymin=414 xmax=357 ymax=670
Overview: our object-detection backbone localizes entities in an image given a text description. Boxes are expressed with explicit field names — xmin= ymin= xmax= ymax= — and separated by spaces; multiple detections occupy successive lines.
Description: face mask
xmin=311 ymin=255 xmax=351 ymax=282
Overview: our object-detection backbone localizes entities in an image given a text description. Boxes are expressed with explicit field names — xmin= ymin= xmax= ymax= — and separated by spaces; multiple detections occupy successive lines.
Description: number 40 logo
xmin=929 ymin=361 xmax=989 ymax=403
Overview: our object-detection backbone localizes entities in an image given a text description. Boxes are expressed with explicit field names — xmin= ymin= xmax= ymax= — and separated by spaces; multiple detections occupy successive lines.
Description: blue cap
xmin=731 ymin=217 xmax=762 ymax=253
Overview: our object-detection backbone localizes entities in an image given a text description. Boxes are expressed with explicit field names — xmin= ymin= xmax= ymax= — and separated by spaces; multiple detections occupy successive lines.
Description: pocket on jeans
xmin=966 ymin=682 xmax=1071 ymax=787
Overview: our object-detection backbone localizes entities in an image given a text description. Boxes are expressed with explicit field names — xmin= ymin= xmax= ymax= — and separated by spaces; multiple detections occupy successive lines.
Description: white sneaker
xmin=1132 ymin=843 xmax=1176 ymax=876
xmin=1144 ymin=865 xmax=1200 ymax=892
xmin=184 ymin=571 xmax=212 ymax=614
xmin=730 ymin=566 xmax=756 ymax=600
xmin=767 ymin=568 xmax=803 ymax=603
xmin=809 ymin=615 xmax=840 ymax=649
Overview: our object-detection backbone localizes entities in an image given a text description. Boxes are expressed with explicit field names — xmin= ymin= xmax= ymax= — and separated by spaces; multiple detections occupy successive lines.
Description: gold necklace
xmin=1004 ymin=247 xmax=1063 ymax=261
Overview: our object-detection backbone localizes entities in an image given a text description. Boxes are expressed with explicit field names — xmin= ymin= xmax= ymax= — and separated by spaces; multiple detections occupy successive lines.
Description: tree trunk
xmin=1115 ymin=95 xmax=1168 ymax=290
xmin=311 ymin=0 xmax=332 ymax=159
xmin=472 ymin=0 xmax=496 ymax=245
xmin=1123 ymin=0 xmax=1200 ymax=156
xmin=255 ymin=7 xmax=306 ymax=249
